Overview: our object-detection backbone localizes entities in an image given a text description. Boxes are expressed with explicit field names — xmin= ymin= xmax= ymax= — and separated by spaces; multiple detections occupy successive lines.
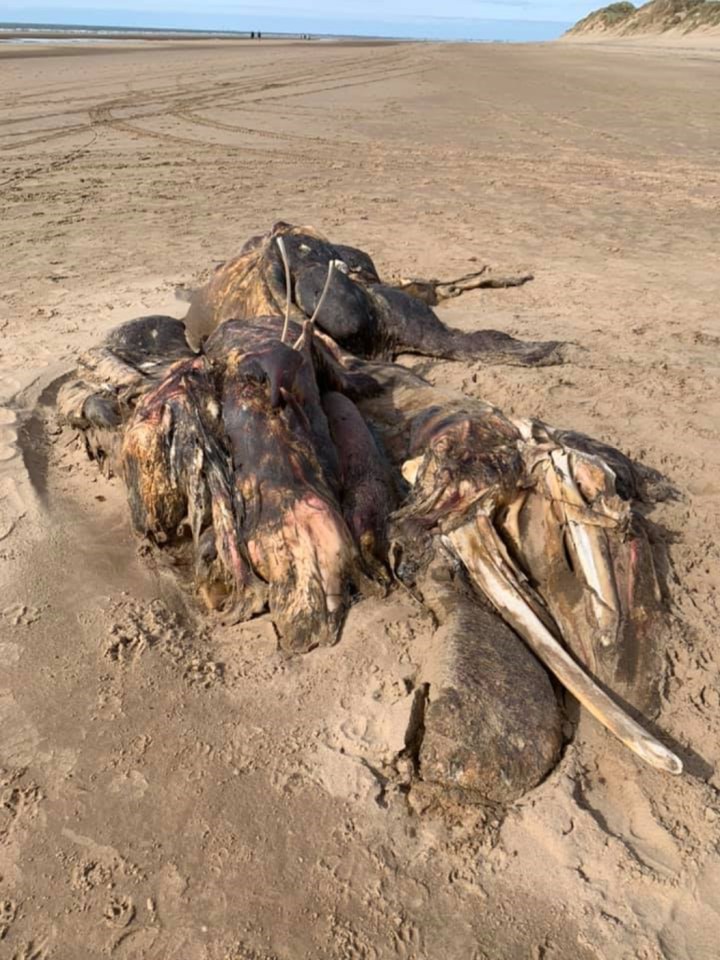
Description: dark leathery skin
xmin=221 ymin=365 xmax=359 ymax=653
xmin=323 ymin=390 xmax=395 ymax=578
xmin=182 ymin=223 xmax=563 ymax=365
xmin=206 ymin=318 xmax=341 ymax=493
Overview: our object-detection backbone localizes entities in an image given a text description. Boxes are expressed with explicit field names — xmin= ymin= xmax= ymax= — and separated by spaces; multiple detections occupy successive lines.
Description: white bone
xmin=445 ymin=515 xmax=683 ymax=776
xmin=276 ymin=236 xmax=292 ymax=345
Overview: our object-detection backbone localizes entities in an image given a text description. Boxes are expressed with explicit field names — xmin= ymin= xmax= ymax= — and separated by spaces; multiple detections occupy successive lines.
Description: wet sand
xmin=1 ymin=38 xmax=719 ymax=958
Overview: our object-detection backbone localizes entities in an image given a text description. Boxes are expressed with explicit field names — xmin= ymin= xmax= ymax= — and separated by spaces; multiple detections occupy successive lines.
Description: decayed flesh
xmin=219 ymin=342 xmax=362 ymax=653
xmin=356 ymin=357 xmax=509 ymax=463
xmin=359 ymin=358 xmax=682 ymax=773
xmin=182 ymin=221 xmax=564 ymax=364
xmin=205 ymin=316 xmax=342 ymax=494
xmin=322 ymin=390 xmax=396 ymax=582
xmin=121 ymin=356 xmax=265 ymax=618
xmin=56 ymin=315 xmax=195 ymax=475
xmin=395 ymin=544 xmax=563 ymax=804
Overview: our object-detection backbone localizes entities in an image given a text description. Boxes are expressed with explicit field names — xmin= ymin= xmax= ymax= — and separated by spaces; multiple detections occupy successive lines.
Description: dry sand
xmin=1 ymin=37 xmax=719 ymax=959
xmin=561 ymin=33 xmax=720 ymax=57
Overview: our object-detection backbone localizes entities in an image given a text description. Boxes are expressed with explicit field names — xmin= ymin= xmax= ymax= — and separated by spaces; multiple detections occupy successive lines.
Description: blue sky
xmin=3 ymin=2 xmax=604 ymax=40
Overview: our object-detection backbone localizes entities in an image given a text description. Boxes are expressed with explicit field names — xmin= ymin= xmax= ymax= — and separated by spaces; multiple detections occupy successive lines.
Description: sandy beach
xmin=1 ymin=37 xmax=719 ymax=958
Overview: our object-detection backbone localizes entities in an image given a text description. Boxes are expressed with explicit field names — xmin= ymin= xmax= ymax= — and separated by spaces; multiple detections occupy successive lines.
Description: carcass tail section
xmin=456 ymin=329 xmax=565 ymax=366
xmin=366 ymin=284 xmax=563 ymax=365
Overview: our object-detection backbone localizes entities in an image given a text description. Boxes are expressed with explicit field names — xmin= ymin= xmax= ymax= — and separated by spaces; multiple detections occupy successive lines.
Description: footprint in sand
xmin=0 ymin=899 xmax=18 ymax=940
xmin=103 ymin=895 xmax=136 ymax=929
xmin=0 ymin=774 xmax=43 ymax=845
xmin=1 ymin=603 xmax=44 ymax=627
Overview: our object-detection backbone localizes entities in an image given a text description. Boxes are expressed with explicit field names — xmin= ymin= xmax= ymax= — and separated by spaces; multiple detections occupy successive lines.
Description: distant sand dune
xmin=564 ymin=0 xmax=720 ymax=41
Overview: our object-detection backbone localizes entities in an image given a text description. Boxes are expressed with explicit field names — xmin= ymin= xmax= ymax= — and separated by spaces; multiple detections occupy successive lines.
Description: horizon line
xmin=0 ymin=16 xmax=573 ymax=43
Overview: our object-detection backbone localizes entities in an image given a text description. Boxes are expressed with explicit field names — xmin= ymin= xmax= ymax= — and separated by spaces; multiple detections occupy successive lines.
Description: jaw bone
xmin=396 ymin=403 xmax=683 ymax=775
xmin=445 ymin=513 xmax=682 ymax=775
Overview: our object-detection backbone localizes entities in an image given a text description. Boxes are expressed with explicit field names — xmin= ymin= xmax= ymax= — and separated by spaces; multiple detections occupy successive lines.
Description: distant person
xmin=250 ymin=31 xmax=255 ymax=39
xmin=258 ymin=31 xmax=262 ymax=39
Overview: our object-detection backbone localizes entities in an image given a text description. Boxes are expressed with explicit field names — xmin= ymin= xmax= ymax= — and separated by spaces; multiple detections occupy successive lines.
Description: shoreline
xmin=0 ymin=35 xmax=404 ymax=59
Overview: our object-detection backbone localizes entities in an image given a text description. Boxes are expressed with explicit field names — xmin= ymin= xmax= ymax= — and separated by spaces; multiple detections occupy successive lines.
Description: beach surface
xmin=1 ymin=37 xmax=719 ymax=959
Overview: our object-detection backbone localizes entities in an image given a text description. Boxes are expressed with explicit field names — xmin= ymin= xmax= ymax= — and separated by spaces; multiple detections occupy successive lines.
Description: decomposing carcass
xmin=57 ymin=224 xmax=683 ymax=808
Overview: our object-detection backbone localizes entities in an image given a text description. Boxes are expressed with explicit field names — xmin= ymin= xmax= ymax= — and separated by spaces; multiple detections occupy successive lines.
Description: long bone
xmin=539 ymin=448 xmax=622 ymax=650
xmin=276 ymin=236 xmax=293 ymax=345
